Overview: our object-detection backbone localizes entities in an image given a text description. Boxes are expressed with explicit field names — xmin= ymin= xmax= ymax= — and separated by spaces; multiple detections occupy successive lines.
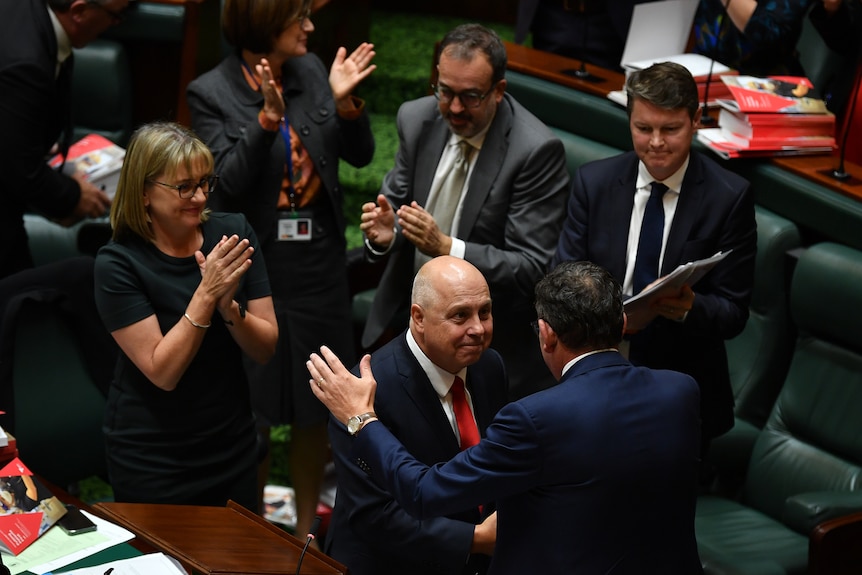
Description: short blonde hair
xmin=110 ymin=122 xmax=214 ymax=243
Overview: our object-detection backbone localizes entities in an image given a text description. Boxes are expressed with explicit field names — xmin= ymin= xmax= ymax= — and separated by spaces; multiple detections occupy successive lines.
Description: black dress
xmin=94 ymin=213 xmax=271 ymax=509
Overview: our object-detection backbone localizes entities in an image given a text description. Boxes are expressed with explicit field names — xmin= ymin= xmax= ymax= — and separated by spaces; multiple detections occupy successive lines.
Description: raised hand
xmin=256 ymin=57 xmax=285 ymax=123
xmin=360 ymin=194 xmax=396 ymax=248
xmin=397 ymin=201 xmax=452 ymax=257
xmin=329 ymin=42 xmax=376 ymax=106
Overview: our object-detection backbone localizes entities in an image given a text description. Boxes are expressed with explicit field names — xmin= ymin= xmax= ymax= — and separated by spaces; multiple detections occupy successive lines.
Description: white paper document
xmin=624 ymin=250 xmax=732 ymax=332
xmin=3 ymin=510 xmax=133 ymax=575
xmin=52 ymin=552 xmax=186 ymax=575
xmin=620 ymin=0 xmax=699 ymax=69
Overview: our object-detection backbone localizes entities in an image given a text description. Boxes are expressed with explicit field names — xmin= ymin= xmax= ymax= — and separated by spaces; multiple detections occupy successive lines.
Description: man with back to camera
xmin=552 ymin=61 xmax=757 ymax=454
xmin=359 ymin=23 xmax=570 ymax=401
xmin=325 ymin=256 xmax=507 ymax=575
xmin=0 ymin=0 xmax=119 ymax=279
xmin=308 ymin=260 xmax=703 ymax=574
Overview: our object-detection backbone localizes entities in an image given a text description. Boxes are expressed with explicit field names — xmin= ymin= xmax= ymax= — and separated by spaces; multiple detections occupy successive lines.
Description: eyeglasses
xmin=147 ymin=175 xmax=219 ymax=199
xmin=531 ymin=319 xmax=540 ymax=336
xmin=293 ymin=6 xmax=312 ymax=26
xmin=86 ymin=1 xmax=127 ymax=23
xmin=431 ymin=83 xmax=496 ymax=108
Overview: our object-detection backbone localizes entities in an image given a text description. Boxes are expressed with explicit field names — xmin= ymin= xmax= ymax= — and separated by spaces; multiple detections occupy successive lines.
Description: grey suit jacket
xmin=187 ymin=51 xmax=374 ymax=246
xmin=362 ymin=94 xmax=568 ymax=397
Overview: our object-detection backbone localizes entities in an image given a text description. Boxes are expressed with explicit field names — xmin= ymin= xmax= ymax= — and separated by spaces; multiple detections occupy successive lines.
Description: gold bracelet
xmin=183 ymin=312 xmax=211 ymax=329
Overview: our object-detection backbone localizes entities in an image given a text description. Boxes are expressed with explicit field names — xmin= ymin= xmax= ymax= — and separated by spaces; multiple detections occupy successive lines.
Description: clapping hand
xmin=195 ymin=234 xmax=254 ymax=314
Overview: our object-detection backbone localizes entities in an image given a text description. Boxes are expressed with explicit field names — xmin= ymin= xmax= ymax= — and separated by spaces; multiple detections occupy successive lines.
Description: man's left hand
xmin=397 ymin=201 xmax=452 ymax=256
xmin=654 ymin=284 xmax=695 ymax=322
xmin=308 ymin=346 xmax=376 ymax=424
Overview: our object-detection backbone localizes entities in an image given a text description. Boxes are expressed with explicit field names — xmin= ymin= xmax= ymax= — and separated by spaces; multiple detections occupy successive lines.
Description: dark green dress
xmin=94 ymin=212 xmax=271 ymax=509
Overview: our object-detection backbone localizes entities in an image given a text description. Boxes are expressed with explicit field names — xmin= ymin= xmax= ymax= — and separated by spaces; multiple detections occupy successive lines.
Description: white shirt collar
xmin=560 ymin=348 xmax=618 ymax=377
xmin=405 ymin=329 xmax=467 ymax=398
xmin=636 ymin=155 xmax=690 ymax=193
xmin=48 ymin=5 xmax=72 ymax=70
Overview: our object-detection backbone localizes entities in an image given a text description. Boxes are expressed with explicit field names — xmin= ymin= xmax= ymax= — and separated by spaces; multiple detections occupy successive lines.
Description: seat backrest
xmin=8 ymin=300 xmax=109 ymax=489
xmin=71 ymin=39 xmax=133 ymax=147
xmin=725 ymin=206 xmax=801 ymax=427
xmin=743 ymin=242 xmax=862 ymax=521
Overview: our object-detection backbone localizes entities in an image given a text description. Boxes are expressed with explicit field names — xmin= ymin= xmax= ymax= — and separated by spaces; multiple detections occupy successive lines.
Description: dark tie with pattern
xmin=450 ymin=376 xmax=479 ymax=450
xmin=632 ymin=182 xmax=668 ymax=294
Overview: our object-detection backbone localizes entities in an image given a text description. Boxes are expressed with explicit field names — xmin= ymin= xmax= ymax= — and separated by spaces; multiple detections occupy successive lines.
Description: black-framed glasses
xmin=431 ymin=83 xmax=496 ymax=108
xmin=86 ymin=1 xmax=128 ymax=23
xmin=147 ymin=175 xmax=219 ymax=199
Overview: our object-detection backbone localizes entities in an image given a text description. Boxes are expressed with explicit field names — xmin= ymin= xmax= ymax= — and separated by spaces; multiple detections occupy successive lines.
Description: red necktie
xmin=451 ymin=377 xmax=480 ymax=450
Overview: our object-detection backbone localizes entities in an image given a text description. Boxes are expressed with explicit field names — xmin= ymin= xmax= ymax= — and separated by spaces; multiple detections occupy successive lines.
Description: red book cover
xmin=720 ymin=131 xmax=836 ymax=149
xmin=0 ymin=458 xmax=66 ymax=555
xmin=697 ymin=129 xmax=835 ymax=159
xmin=720 ymin=75 xmax=829 ymax=114
xmin=718 ymin=107 xmax=836 ymax=139
xmin=47 ymin=134 xmax=125 ymax=199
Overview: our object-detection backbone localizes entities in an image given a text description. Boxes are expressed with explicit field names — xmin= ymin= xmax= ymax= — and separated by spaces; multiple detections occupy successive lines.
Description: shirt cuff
xmin=337 ymin=96 xmax=366 ymax=121
xmin=449 ymin=237 xmax=466 ymax=259
xmin=364 ymin=228 xmax=397 ymax=256
xmin=258 ymin=110 xmax=283 ymax=132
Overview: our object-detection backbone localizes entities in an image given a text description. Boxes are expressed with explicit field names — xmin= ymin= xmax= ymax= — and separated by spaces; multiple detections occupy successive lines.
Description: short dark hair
xmin=48 ymin=0 xmax=108 ymax=10
xmin=438 ymin=23 xmax=507 ymax=85
xmin=625 ymin=61 xmax=700 ymax=120
xmin=534 ymin=261 xmax=625 ymax=350
xmin=222 ymin=0 xmax=311 ymax=54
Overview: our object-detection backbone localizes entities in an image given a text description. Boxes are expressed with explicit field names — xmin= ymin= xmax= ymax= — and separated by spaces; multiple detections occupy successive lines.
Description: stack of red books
xmin=698 ymin=75 xmax=836 ymax=159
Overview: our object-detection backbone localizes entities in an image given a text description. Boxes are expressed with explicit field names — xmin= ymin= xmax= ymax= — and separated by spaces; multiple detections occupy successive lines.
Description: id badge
xmin=278 ymin=217 xmax=312 ymax=241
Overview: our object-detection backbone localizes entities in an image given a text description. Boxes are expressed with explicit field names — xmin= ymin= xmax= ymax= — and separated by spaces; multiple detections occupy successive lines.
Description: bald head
xmin=410 ymin=257 xmax=493 ymax=373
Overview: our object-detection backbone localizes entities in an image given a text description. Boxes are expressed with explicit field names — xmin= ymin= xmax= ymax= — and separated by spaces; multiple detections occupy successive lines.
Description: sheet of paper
xmin=51 ymin=552 xmax=186 ymax=575
xmin=620 ymin=0 xmax=699 ymax=68
xmin=3 ymin=510 xmax=134 ymax=575
xmin=623 ymin=250 xmax=732 ymax=332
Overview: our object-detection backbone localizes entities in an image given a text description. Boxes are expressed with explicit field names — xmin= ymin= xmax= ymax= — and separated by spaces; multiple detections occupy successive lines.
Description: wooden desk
xmin=772 ymin=155 xmax=862 ymax=203
xmin=503 ymin=41 xmax=625 ymax=99
xmin=93 ymin=501 xmax=347 ymax=575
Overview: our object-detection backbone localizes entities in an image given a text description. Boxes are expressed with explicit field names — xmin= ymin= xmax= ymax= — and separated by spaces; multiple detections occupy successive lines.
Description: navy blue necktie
xmin=632 ymin=182 xmax=668 ymax=294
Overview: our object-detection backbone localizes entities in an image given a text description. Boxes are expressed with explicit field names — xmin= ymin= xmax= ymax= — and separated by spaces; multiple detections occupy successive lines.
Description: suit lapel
xmin=608 ymin=154 xmax=640 ymax=281
xmin=663 ymin=153 xmax=706 ymax=274
xmin=415 ymin=119 xmax=450 ymax=206
xmin=458 ymin=96 xmax=514 ymax=235
xmin=394 ymin=338 xmax=462 ymax=453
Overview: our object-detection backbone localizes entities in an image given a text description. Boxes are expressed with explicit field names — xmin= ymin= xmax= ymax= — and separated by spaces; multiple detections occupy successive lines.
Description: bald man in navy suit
xmin=326 ymin=257 xmax=507 ymax=575
xmin=310 ymin=261 xmax=703 ymax=574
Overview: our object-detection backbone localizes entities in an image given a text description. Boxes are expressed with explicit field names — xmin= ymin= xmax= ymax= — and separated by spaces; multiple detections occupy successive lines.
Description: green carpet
xmin=77 ymin=9 xmax=516 ymax=505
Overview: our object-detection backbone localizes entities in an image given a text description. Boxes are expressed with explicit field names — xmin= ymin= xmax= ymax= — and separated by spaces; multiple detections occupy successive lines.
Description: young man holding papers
xmin=552 ymin=62 xmax=756 ymax=455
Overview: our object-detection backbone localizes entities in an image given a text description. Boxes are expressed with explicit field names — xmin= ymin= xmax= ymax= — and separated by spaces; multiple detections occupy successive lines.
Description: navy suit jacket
xmin=553 ymin=151 xmax=756 ymax=439
xmin=353 ymin=351 xmax=703 ymax=574
xmin=362 ymin=94 xmax=569 ymax=399
xmin=326 ymin=333 xmax=508 ymax=575
xmin=0 ymin=0 xmax=82 ymax=278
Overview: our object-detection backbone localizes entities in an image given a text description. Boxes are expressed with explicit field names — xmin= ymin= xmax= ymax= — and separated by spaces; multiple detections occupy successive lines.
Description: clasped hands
xmin=194 ymin=234 xmax=254 ymax=316
xmin=360 ymin=193 xmax=452 ymax=257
